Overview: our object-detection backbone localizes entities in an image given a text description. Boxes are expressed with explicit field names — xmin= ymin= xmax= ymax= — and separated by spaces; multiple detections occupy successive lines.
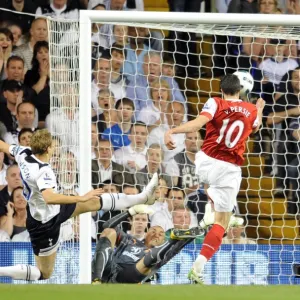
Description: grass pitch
xmin=1 ymin=285 xmax=300 ymax=300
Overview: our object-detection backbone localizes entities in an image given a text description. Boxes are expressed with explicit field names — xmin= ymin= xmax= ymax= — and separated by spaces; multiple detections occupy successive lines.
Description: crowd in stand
xmin=1 ymin=0 xmax=300 ymax=246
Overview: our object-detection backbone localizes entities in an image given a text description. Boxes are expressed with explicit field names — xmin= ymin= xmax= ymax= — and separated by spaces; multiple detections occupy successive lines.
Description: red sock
xmin=200 ymin=224 xmax=225 ymax=261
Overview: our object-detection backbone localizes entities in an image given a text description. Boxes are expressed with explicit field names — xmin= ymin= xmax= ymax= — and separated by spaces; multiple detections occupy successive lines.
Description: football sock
xmin=0 ymin=265 xmax=41 ymax=281
xmin=101 ymin=192 xmax=148 ymax=211
xmin=92 ymin=237 xmax=112 ymax=281
xmin=194 ymin=224 xmax=225 ymax=274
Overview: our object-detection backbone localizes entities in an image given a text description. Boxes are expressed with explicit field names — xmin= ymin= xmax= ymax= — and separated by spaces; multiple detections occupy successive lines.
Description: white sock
xmin=193 ymin=255 xmax=208 ymax=274
xmin=0 ymin=265 xmax=41 ymax=281
xmin=101 ymin=192 xmax=147 ymax=211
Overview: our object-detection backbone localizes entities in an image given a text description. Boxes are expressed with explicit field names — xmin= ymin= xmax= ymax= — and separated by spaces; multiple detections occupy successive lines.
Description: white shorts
xmin=195 ymin=151 xmax=242 ymax=212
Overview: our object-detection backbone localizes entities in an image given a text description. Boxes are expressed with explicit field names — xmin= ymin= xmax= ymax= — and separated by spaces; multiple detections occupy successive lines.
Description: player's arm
xmin=252 ymin=98 xmax=266 ymax=134
xmin=103 ymin=205 xmax=153 ymax=229
xmin=0 ymin=140 xmax=10 ymax=156
xmin=266 ymin=107 xmax=300 ymax=126
xmin=165 ymin=115 xmax=210 ymax=150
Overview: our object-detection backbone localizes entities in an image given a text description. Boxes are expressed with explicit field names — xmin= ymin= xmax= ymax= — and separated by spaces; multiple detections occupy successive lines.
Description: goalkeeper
xmin=91 ymin=205 xmax=206 ymax=284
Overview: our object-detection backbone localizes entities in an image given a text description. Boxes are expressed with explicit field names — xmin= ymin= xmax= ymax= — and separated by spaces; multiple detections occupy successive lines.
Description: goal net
xmin=1 ymin=8 xmax=300 ymax=285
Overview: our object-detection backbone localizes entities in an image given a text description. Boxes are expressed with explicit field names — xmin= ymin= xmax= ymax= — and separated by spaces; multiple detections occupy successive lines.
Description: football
xmin=233 ymin=70 xmax=254 ymax=98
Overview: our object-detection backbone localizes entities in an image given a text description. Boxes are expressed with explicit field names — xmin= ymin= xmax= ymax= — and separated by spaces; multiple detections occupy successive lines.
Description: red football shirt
xmin=200 ymin=97 xmax=258 ymax=166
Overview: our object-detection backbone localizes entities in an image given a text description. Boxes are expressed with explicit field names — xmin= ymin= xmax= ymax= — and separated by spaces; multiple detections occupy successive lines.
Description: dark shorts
xmin=26 ymin=204 xmax=76 ymax=256
xmin=102 ymin=260 xmax=146 ymax=284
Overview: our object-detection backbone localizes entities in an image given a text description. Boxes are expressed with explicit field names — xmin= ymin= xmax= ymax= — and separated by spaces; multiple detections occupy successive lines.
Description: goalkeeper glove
xmin=128 ymin=204 xmax=154 ymax=216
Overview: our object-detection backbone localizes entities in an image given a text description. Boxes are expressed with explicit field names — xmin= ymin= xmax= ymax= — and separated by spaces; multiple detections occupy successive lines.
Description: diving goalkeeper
xmin=91 ymin=204 xmax=206 ymax=284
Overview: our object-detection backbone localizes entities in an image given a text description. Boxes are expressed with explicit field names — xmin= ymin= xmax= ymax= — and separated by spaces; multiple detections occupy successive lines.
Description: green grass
xmin=1 ymin=285 xmax=300 ymax=300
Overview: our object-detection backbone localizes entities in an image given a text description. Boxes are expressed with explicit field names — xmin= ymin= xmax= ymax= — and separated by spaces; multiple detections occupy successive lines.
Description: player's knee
xmin=101 ymin=228 xmax=117 ymax=241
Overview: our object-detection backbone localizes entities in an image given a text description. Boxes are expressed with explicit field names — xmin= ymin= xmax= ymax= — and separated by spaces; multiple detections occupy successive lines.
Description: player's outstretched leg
xmin=91 ymin=228 xmax=116 ymax=284
xmin=71 ymin=173 xmax=159 ymax=217
xmin=189 ymin=211 xmax=231 ymax=284
xmin=100 ymin=173 xmax=159 ymax=211
xmin=0 ymin=252 xmax=56 ymax=281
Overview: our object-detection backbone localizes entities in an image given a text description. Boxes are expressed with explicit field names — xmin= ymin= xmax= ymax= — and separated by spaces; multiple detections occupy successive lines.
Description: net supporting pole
xmin=79 ymin=10 xmax=92 ymax=284
xmin=82 ymin=10 xmax=300 ymax=26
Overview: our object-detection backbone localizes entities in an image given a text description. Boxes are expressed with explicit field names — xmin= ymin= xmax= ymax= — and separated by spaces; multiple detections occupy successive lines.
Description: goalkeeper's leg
xmin=71 ymin=173 xmax=159 ymax=217
xmin=91 ymin=228 xmax=116 ymax=283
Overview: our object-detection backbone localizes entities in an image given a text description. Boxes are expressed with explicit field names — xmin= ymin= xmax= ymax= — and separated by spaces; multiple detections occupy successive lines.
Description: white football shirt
xmin=9 ymin=145 xmax=60 ymax=223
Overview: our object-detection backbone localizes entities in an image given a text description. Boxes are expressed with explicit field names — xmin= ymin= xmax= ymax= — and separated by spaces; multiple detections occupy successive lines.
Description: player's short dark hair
xmin=7 ymin=56 xmax=24 ymax=68
xmin=167 ymin=187 xmax=185 ymax=199
xmin=115 ymin=97 xmax=135 ymax=110
xmin=111 ymin=43 xmax=127 ymax=57
xmin=220 ymin=74 xmax=241 ymax=96
xmin=18 ymin=128 xmax=34 ymax=143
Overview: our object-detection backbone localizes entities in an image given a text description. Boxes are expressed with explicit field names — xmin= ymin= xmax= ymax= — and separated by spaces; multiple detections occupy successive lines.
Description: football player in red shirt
xmin=165 ymin=74 xmax=265 ymax=283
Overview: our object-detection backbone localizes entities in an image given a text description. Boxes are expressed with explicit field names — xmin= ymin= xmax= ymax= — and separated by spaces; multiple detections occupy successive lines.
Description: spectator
xmin=267 ymin=67 xmax=300 ymax=189
xmin=222 ymin=218 xmax=256 ymax=244
xmin=137 ymin=79 xmax=171 ymax=128
xmin=50 ymin=135 xmax=62 ymax=174
xmin=0 ymin=28 xmax=13 ymax=80
xmin=135 ymin=143 xmax=172 ymax=189
xmin=126 ymin=51 xmax=185 ymax=113
xmin=46 ymin=85 xmax=79 ymax=153
xmin=0 ymin=150 xmax=9 ymax=189
xmin=0 ymin=56 xmax=36 ymax=104
xmin=102 ymin=98 xmax=134 ymax=150
xmin=18 ymin=127 xmax=33 ymax=147
xmin=24 ymin=41 xmax=50 ymax=125
xmin=99 ymin=180 xmax=120 ymax=193
xmin=4 ymin=101 xmax=36 ymax=145
xmin=8 ymin=23 xmax=23 ymax=49
xmin=151 ymin=177 xmax=169 ymax=213
xmin=0 ymin=164 xmax=22 ymax=206
xmin=36 ymin=0 xmax=79 ymax=19
xmin=147 ymin=101 xmax=186 ymax=162
xmin=13 ymin=18 xmax=48 ymax=72
xmin=257 ymin=39 xmax=298 ymax=116
xmin=114 ymin=122 xmax=148 ymax=172
xmin=57 ymin=151 xmax=78 ymax=195
xmin=91 ymin=4 xmax=109 ymax=60
xmin=287 ymin=0 xmax=300 ymax=14
xmin=92 ymin=54 xmax=126 ymax=110
xmin=110 ymin=43 xmax=128 ymax=87
xmin=166 ymin=131 xmax=203 ymax=195
xmin=0 ymin=201 xmax=14 ymax=238
xmin=172 ymin=208 xmax=192 ymax=230
xmin=92 ymin=139 xmax=135 ymax=189
xmin=128 ymin=213 xmax=149 ymax=241
xmin=92 ymin=89 xmax=117 ymax=136
xmin=0 ymin=80 xmax=23 ymax=132
xmin=100 ymin=0 xmax=163 ymax=51
xmin=10 ymin=186 xmax=27 ymax=239
xmin=162 ymin=54 xmax=176 ymax=78
xmin=150 ymin=187 xmax=198 ymax=231
xmin=286 ymin=116 xmax=300 ymax=214
xmin=111 ymin=25 xmax=128 ymax=46
xmin=167 ymin=0 xmax=201 ymax=77
xmin=227 ymin=0 xmax=259 ymax=13
xmin=242 ymin=2 xmax=297 ymax=63
xmin=91 ymin=123 xmax=99 ymax=159
xmin=0 ymin=0 xmax=36 ymax=34
xmin=123 ymin=26 xmax=150 ymax=78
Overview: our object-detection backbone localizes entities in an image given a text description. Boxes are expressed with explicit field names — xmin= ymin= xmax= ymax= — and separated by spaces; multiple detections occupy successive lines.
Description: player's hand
xmin=256 ymin=98 xmax=265 ymax=110
xmin=128 ymin=204 xmax=154 ymax=216
xmin=164 ymin=130 xmax=176 ymax=150
xmin=80 ymin=188 xmax=104 ymax=202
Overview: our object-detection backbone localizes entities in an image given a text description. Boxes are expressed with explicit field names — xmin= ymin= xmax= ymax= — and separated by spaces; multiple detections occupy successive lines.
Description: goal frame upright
xmin=78 ymin=10 xmax=300 ymax=284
